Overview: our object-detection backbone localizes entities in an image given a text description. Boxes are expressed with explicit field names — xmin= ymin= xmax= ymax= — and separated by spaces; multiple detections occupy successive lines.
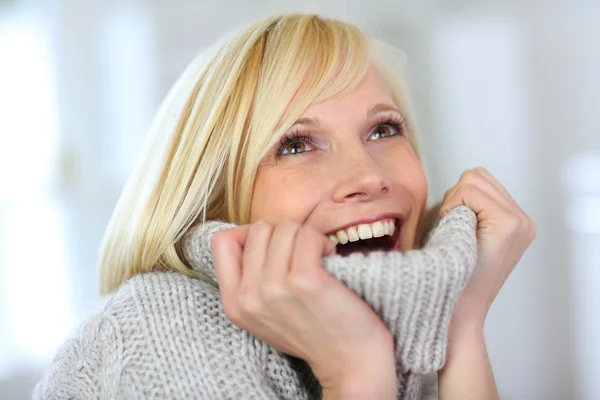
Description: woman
xmin=34 ymin=13 xmax=535 ymax=399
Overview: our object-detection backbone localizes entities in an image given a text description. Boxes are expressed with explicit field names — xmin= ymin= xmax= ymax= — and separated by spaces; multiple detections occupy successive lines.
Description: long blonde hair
xmin=98 ymin=13 xmax=422 ymax=295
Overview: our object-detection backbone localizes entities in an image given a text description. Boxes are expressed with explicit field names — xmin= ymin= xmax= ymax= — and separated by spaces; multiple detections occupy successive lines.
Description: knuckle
xmin=443 ymin=188 xmax=453 ymax=200
xmin=462 ymin=168 xmax=477 ymax=177
xmin=459 ymin=169 xmax=484 ymax=186
xmin=503 ymin=214 xmax=521 ymax=234
xmin=238 ymin=286 xmax=263 ymax=316
xmin=459 ymin=170 xmax=472 ymax=182
xmin=289 ymin=270 xmax=325 ymax=296
xmin=530 ymin=220 xmax=537 ymax=237
xmin=526 ymin=218 xmax=537 ymax=240
xmin=280 ymin=218 xmax=301 ymax=230
xmin=456 ymin=183 xmax=477 ymax=195
xmin=276 ymin=218 xmax=301 ymax=235
xmin=250 ymin=220 xmax=273 ymax=236
xmin=221 ymin=297 xmax=241 ymax=323
xmin=261 ymin=282 xmax=288 ymax=301
xmin=210 ymin=230 xmax=226 ymax=248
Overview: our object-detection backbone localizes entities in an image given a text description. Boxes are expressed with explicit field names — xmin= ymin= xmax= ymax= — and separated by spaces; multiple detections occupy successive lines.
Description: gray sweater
xmin=33 ymin=206 xmax=476 ymax=399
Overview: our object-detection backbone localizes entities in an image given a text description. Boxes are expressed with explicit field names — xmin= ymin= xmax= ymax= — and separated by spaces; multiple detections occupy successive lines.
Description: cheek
xmin=250 ymin=167 xmax=322 ymax=224
xmin=381 ymin=145 xmax=428 ymax=205
xmin=409 ymin=163 xmax=429 ymax=208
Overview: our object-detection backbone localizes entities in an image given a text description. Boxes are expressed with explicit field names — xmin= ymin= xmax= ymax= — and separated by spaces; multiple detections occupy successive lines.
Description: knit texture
xmin=33 ymin=206 xmax=477 ymax=400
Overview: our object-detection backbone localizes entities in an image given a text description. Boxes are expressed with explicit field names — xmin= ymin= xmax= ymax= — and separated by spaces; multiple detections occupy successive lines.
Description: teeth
xmin=330 ymin=218 xmax=396 ymax=246
xmin=336 ymin=230 xmax=348 ymax=244
xmin=358 ymin=224 xmax=372 ymax=240
xmin=347 ymin=227 xmax=359 ymax=242
xmin=372 ymin=221 xmax=384 ymax=237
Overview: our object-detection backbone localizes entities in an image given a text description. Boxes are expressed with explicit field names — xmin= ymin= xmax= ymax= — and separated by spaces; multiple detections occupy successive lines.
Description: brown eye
xmin=275 ymin=133 xmax=316 ymax=157
xmin=369 ymin=125 xmax=395 ymax=140
xmin=285 ymin=142 xmax=306 ymax=154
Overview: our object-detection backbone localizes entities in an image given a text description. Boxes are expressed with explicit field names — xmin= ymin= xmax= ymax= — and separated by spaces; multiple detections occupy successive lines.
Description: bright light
xmin=0 ymin=13 xmax=73 ymax=373
xmin=0 ymin=14 xmax=59 ymax=199
xmin=562 ymin=153 xmax=600 ymax=194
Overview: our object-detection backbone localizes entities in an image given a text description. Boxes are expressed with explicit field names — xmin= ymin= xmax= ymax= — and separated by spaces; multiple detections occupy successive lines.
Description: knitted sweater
xmin=33 ymin=206 xmax=477 ymax=400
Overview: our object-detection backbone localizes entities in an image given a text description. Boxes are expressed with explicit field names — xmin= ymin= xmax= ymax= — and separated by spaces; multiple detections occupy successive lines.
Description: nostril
xmin=345 ymin=192 xmax=367 ymax=200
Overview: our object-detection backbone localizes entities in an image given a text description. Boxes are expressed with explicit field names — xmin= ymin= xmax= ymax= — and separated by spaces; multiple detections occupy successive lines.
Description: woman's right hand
xmin=211 ymin=219 xmax=397 ymax=398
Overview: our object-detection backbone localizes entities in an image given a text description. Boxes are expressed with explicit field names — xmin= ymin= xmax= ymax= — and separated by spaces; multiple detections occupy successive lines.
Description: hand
xmin=211 ymin=219 xmax=396 ymax=397
xmin=440 ymin=167 xmax=536 ymax=324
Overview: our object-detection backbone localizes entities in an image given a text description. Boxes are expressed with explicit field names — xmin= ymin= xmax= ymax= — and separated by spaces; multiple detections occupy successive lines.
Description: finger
xmin=467 ymin=171 xmax=513 ymax=209
xmin=323 ymin=234 xmax=337 ymax=256
xmin=440 ymin=183 xmax=507 ymax=220
xmin=472 ymin=167 xmax=518 ymax=207
xmin=442 ymin=170 xmax=510 ymax=216
xmin=289 ymin=226 xmax=333 ymax=286
xmin=263 ymin=219 xmax=301 ymax=286
xmin=211 ymin=226 xmax=250 ymax=308
xmin=241 ymin=221 xmax=274 ymax=289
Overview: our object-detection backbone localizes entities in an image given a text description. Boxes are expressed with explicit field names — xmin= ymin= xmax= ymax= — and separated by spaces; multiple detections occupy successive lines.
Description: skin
xmin=250 ymin=67 xmax=428 ymax=251
xmin=211 ymin=67 xmax=536 ymax=399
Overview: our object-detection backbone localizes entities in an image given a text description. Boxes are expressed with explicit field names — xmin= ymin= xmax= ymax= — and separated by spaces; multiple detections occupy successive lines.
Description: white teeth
xmin=372 ymin=221 xmax=384 ymax=237
xmin=347 ymin=227 xmax=359 ymax=242
xmin=330 ymin=218 xmax=397 ymax=246
xmin=385 ymin=221 xmax=392 ymax=235
xmin=358 ymin=224 xmax=372 ymax=240
xmin=336 ymin=230 xmax=348 ymax=244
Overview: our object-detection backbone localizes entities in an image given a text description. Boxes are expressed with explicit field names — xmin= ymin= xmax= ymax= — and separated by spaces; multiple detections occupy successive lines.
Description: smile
xmin=328 ymin=218 xmax=395 ymax=244
xmin=327 ymin=217 xmax=402 ymax=256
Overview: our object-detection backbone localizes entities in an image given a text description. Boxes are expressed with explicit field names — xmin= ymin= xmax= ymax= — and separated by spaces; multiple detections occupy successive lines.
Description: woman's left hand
xmin=440 ymin=166 xmax=536 ymax=324
xmin=438 ymin=167 xmax=536 ymax=400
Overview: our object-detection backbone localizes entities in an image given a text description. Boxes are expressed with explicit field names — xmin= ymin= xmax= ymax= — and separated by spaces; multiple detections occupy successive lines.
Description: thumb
xmin=322 ymin=234 xmax=337 ymax=257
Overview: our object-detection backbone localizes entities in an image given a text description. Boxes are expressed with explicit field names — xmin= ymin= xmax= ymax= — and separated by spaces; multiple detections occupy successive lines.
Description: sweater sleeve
xmin=180 ymin=206 xmax=477 ymax=376
xmin=32 ymin=302 xmax=123 ymax=400
xmin=324 ymin=206 xmax=477 ymax=374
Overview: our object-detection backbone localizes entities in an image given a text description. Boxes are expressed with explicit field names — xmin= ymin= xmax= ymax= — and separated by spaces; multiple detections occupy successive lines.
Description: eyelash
xmin=274 ymin=116 xmax=407 ymax=158
xmin=274 ymin=131 xmax=318 ymax=158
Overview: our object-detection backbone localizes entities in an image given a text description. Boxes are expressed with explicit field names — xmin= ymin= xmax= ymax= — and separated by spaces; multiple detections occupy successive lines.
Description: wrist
xmin=321 ymin=364 xmax=396 ymax=400
xmin=319 ymin=334 xmax=396 ymax=399
xmin=445 ymin=314 xmax=486 ymax=370
xmin=451 ymin=293 xmax=488 ymax=330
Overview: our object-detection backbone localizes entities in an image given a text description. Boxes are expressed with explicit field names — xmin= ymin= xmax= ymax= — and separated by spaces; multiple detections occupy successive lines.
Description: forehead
xmin=300 ymin=67 xmax=393 ymax=119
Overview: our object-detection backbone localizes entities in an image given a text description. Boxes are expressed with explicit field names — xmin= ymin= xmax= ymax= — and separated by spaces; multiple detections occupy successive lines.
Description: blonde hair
xmin=98 ymin=13 xmax=422 ymax=295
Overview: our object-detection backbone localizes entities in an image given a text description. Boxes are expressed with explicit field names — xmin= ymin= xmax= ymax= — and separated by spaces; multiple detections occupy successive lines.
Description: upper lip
xmin=326 ymin=213 xmax=404 ymax=235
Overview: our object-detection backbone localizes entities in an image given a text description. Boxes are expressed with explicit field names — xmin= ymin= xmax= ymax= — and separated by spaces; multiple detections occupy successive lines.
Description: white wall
xmin=1 ymin=0 xmax=598 ymax=398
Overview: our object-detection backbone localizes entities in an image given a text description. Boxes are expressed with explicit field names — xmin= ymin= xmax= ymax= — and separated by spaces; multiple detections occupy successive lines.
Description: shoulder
xmin=34 ymin=271 xmax=237 ymax=399
xmin=103 ymin=271 xmax=235 ymax=345
xmin=110 ymin=270 xmax=222 ymax=311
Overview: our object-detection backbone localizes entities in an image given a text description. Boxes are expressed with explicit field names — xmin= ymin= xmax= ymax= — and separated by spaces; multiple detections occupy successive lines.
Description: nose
xmin=330 ymin=147 xmax=391 ymax=203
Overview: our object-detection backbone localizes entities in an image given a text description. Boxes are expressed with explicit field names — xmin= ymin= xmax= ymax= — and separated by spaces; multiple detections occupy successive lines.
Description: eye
xmin=367 ymin=117 xmax=407 ymax=141
xmin=275 ymin=132 xmax=316 ymax=157
xmin=283 ymin=141 xmax=307 ymax=155
xmin=369 ymin=125 xmax=396 ymax=140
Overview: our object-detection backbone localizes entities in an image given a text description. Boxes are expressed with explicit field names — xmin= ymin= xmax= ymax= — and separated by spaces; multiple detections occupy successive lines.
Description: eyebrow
xmin=289 ymin=103 xmax=403 ymax=129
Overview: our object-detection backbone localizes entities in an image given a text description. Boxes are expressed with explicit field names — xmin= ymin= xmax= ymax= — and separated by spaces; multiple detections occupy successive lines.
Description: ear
xmin=416 ymin=201 xmax=443 ymax=248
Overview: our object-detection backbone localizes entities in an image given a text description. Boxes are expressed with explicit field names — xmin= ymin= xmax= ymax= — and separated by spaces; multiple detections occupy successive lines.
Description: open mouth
xmin=327 ymin=218 xmax=402 ymax=256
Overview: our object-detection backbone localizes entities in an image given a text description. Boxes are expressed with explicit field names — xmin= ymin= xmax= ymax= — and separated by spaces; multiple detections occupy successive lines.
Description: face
xmin=250 ymin=67 xmax=428 ymax=253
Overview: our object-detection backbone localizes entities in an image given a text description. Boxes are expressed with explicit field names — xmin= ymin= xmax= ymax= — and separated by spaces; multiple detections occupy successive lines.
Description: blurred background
xmin=0 ymin=0 xmax=598 ymax=398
